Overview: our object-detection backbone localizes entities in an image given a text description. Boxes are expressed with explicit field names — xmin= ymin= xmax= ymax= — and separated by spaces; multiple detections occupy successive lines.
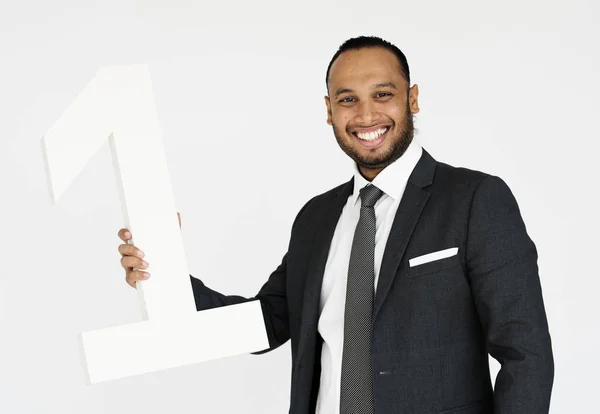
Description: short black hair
xmin=326 ymin=36 xmax=410 ymax=92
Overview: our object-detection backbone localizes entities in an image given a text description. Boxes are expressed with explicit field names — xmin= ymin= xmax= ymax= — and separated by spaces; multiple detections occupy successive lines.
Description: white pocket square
xmin=409 ymin=247 xmax=459 ymax=268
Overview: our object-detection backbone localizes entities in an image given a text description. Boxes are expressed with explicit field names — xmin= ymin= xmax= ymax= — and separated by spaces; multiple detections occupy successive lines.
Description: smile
xmin=355 ymin=127 xmax=388 ymax=141
xmin=353 ymin=126 xmax=389 ymax=149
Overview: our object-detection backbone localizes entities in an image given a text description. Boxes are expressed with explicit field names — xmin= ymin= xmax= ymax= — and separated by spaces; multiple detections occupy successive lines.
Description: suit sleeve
xmin=466 ymin=175 xmax=554 ymax=413
xmin=189 ymin=197 xmax=314 ymax=354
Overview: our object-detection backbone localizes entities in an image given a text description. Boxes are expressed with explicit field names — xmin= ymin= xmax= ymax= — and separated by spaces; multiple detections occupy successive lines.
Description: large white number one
xmin=41 ymin=65 xmax=268 ymax=384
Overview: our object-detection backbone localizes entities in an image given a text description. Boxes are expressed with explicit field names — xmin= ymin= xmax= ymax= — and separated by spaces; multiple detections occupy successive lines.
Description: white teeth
xmin=356 ymin=127 xmax=388 ymax=141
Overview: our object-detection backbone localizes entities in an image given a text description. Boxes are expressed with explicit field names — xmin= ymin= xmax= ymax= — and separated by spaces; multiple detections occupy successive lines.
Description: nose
xmin=354 ymin=100 xmax=380 ymax=125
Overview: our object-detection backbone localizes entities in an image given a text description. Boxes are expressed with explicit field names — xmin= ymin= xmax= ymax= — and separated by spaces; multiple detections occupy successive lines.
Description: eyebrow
xmin=333 ymin=82 xmax=398 ymax=99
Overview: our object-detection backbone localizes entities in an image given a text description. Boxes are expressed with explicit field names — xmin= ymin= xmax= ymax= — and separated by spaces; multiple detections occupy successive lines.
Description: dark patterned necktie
xmin=340 ymin=184 xmax=384 ymax=414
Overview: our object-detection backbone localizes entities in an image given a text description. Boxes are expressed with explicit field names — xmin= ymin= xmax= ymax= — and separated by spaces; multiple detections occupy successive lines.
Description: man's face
xmin=325 ymin=47 xmax=420 ymax=178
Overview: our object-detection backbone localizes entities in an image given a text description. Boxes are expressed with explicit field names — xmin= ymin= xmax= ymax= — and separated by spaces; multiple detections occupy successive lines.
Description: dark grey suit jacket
xmin=191 ymin=148 xmax=554 ymax=414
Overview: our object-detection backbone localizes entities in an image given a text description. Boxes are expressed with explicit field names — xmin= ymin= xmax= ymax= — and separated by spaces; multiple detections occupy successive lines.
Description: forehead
xmin=329 ymin=47 xmax=404 ymax=90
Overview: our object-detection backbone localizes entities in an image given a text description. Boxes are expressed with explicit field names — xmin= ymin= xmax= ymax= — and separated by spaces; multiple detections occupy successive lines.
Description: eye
xmin=375 ymin=92 xmax=392 ymax=98
xmin=339 ymin=96 xmax=355 ymax=103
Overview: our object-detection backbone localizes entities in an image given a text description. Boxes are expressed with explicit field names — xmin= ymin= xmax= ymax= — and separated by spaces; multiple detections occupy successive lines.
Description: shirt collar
xmin=351 ymin=138 xmax=423 ymax=206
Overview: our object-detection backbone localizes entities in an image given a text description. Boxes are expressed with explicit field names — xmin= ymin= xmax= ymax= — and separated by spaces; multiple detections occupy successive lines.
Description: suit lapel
xmin=295 ymin=149 xmax=437 ymax=359
xmin=373 ymin=149 xmax=437 ymax=319
xmin=296 ymin=179 xmax=353 ymax=364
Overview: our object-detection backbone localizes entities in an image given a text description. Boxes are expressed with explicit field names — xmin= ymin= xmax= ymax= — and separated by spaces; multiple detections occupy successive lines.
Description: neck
xmin=358 ymin=165 xmax=384 ymax=181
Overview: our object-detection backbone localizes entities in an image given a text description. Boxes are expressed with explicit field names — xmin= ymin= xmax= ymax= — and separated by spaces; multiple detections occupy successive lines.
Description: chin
xmin=353 ymin=152 xmax=391 ymax=167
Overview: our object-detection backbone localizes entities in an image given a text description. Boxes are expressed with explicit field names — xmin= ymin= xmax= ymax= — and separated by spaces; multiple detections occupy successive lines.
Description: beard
xmin=332 ymin=102 xmax=414 ymax=171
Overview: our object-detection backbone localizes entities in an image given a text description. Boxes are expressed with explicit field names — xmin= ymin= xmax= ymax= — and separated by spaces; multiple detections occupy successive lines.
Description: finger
xmin=121 ymin=256 xmax=149 ymax=271
xmin=177 ymin=212 xmax=181 ymax=229
xmin=118 ymin=228 xmax=132 ymax=242
xmin=126 ymin=270 xmax=151 ymax=288
xmin=118 ymin=243 xmax=145 ymax=259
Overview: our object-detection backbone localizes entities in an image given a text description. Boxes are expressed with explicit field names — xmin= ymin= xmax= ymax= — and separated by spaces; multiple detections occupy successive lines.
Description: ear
xmin=324 ymin=95 xmax=333 ymax=125
xmin=408 ymin=84 xmax=420 ymax=114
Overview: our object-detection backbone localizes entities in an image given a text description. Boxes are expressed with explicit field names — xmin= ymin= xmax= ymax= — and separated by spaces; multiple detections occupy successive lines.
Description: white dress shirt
xmin=315 ymin=139 xmax=423 ymax=414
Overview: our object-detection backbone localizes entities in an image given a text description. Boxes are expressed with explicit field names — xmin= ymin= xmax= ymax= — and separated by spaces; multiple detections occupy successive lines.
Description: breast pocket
xmin=407 ymin=251 xmax=462 ymax=278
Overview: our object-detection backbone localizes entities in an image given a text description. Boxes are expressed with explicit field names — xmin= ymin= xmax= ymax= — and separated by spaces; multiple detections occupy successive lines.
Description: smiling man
xmin=325 ymin=44 xmax=417 ymax=180
xmin=117 ymin=36 xmax=554 ymax=413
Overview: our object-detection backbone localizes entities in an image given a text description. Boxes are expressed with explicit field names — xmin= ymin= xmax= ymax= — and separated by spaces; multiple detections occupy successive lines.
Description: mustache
xmin=346 ymin=121 xmax=395 ymax=132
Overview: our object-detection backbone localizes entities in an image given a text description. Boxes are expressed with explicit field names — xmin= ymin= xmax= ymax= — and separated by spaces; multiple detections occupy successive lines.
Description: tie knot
xmin=359 ymin=184 xmax=384 ymax=207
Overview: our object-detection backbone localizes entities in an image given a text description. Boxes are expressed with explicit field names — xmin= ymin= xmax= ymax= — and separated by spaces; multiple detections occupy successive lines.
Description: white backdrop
xmin=1 ymin=0 xmax=598 ymax=413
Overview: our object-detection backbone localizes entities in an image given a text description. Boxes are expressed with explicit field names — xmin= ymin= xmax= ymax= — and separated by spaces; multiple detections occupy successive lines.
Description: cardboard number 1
xmin=41 ymin=65 xmax=269 ymax=384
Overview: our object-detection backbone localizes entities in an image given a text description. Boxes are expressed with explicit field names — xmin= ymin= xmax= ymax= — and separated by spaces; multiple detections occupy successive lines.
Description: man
xmin=117 ymin=36 xmax=554 ymax=413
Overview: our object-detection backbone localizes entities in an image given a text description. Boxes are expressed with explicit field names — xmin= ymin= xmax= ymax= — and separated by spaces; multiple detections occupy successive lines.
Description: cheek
xmin=342 ymin=108 xmax=355 ymax=122
xmin=386 ymin=105 xmax=407 ymax=124
xmin=332 ymin=110 xmax=352 ymax=128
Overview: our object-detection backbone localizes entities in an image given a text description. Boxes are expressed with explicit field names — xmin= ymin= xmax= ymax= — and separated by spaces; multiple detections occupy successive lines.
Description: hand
xmin=118 ymin=212 xmax=182 ymax=288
